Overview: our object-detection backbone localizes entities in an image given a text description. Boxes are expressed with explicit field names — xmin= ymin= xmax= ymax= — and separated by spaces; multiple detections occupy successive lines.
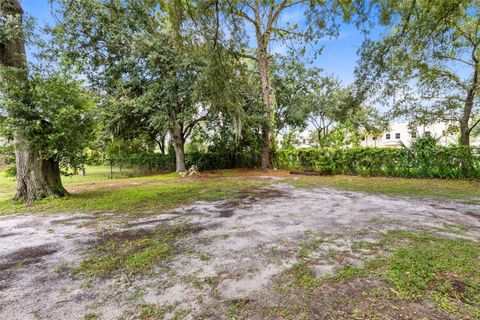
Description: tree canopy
xmin=356 ymin=0 xmax=480 ymax=145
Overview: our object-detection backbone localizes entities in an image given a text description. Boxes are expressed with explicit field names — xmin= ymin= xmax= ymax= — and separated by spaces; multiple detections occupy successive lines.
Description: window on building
xmin=425 ymin=131 xmax=431 ymax=137
xmin=373 ymin=137 xmax=377 ymax=140
xmin=386 ymin=133 xmax=391 ymax=139
xmin=411 ymin=132 xmax=416 ymax=138
xmin=361 ymin=136 xmax=365 ymax=141
xmin=395 ymin=133 xmax=400 ymax=139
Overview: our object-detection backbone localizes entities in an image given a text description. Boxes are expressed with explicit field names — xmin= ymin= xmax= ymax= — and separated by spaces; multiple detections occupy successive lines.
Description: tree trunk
xmin=1 ymin=0 xmax=67 ymax=203
xmin=157 ymin=140 xmax=165 ymax=155
xmin=459 ymin=117 xmax=470 ymax=146
xmin=157 ymin=133 xmax=166 ymax=154
xmin=256 ymin=35 xmax=275 ymax=170
xmin=171 ymin=127 xmax=186 ymax=172
xmin=460 ymin=64 xmax=478 ymax=146
xmin=14 ymin=139 xmax=67 ymax=203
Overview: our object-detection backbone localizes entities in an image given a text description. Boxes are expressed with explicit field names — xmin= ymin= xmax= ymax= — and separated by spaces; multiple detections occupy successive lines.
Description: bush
xmin=2 ymin=165 xmax=17 ymax=177
xmin=275 ymin=144 xmax=480 ymax=179
xmin=186 ymin=151 xmax=259 ymax=170
xmin=106 ymin=150 xmax=260 ymax=173
xmin=106 ymin=153 xmax=175 ymax=174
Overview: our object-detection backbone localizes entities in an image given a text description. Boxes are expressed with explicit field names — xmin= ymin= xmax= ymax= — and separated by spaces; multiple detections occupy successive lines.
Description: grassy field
xmin=0 ymin=166 xmax=479 ymax=216
xmin=291 ymin=174 xmax=480 ymax=202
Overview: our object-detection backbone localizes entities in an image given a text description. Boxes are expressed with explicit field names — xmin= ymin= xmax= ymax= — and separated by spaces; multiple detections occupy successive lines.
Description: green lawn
xmin=0 ymin=166 xmax=269 ymax=216
xmin=1 ymin=166 xmax=479 ymax=216
xmin=290 ymin=174 xmax=480 ymax=203
xmin=267 ymin=230 xmax=480 ymax=319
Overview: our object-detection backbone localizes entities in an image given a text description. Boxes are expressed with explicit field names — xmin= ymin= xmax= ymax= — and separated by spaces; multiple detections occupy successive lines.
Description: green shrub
xmin=3 ymin=165 xmax=16 ymax=177
xmin=104 ymin=150 xmax=260 ymax=173
xmin=275 ymin=144 xmax=480 ymax=179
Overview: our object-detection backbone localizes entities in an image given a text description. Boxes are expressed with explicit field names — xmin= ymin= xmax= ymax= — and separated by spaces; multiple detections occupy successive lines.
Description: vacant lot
xmin=0 ymin=168 xmax=479 ymax=319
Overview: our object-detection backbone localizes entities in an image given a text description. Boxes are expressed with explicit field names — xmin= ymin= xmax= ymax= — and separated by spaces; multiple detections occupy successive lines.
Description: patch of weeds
xmin=271 ymin=307 xmax=292 ymax=319
xmin=74 ymin=224 xmax=200 ymax=277
xmin=329 ymin=231 xmax=480 ymax=317
xmin=171 ymin=309 xmax=188 ymax=320
xmin=204 ymin=274 xmax=221 ymax=287
xmin=14 ymin=262 xmax=24 ymax=269
xmin=191 ymin=277 xmax=202 ymax=289
xmin=297 ymin=234 xmax=323 ymax=259
xmin=127 ymin=288 xmax=145 ymax=303
xmin=351 ymin=240 xmax=379 ymax=253
xmin=330 ymin=265 xmax=367 ymax=282
xmin=183 ymin=275 xmax=202 ymax=289
xmin=80 ymin=279 xmax=93 ymax=289
xmin=367 ymin=217 xmax=381 ymax=224
xmin=433 ymin=223 xmax=470 ymax=235
xmin=53 ymin=261 xmax=71 ymax=274
xmin=31 ymin=310 xmax=41 ymax=320
xmin=195 ymin=251 xmax=211 ymax=261
xmin=286 ymin=262 xmax=320 ymax=291
xmin=138 ymin=304 xmax=165 ymax=320
xmin=227 ymin=299 xmax=252 ymax=318
xmin=84 ymin=314 xmax=100 ymax=320
xmin=270 ymin=246 xmax=279 ymax=258
xmin=326 ymin=248 xmax=338 ymax=258
xmin=204 ymin=273 xmax=222 ymax=298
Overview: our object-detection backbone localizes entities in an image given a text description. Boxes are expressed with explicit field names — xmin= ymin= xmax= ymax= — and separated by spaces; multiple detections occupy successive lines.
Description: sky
xmin=21 ymin=0 xmax=382 ymax=85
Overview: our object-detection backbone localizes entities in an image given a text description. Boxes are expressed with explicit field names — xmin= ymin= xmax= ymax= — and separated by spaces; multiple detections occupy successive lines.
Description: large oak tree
xmin=1 ymin=0 xmax=95 ymax=203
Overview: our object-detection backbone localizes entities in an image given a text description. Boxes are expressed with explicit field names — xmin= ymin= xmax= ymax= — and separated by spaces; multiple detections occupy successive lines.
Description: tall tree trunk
xmin=460 ymin=64 xmax=478 ymax=146
xmin=171 ymin=127 xmax=186 ymax=172
xmin=460 ymin=113 xmax=471 ymax=146
xmin=0 ymin=0 xmax=66 ymax=203
xmin=257 ymin=40 xmax=275 ymax=170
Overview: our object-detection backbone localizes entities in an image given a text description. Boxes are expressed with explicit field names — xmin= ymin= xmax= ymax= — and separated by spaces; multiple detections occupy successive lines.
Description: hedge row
xmin=104 ymin=145 xmax=480 ymax=179
xmin=106 ymin=150 xmax=260 ymax=173
xmin=274 ymin=146 xmax=480 ymax=179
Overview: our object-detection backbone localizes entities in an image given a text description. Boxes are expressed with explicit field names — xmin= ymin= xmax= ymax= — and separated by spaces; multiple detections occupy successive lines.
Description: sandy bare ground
xmin=0 ymin=183 xmax=479 ymax=319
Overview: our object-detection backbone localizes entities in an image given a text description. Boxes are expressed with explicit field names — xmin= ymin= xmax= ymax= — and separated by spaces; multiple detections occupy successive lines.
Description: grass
xmin=1 ymin=167 xmax=479 ymax=216
xmin=297 ymin=233 xmax=324 ymax=259
xmin=287 ymin=262 xmax=320 ymax=291
xmin=290 ymin=174 xmax=480 ymax=202
xmin=137 ymin=304 xmax=166 ymax=319
xmin=0 ymin=167 xmax=268 ymax=215
xmin=286 ymin=231 xmax=480 ymax=318
xmin=379 ymin=231 xmax=480 ymax=302
xmin=75 ymin=223 xmax=200 ymax=277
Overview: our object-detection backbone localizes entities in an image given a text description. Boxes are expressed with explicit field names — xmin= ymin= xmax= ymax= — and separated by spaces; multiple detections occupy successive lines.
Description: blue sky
xmin=21 ymin=0 xmax=381 ymax=85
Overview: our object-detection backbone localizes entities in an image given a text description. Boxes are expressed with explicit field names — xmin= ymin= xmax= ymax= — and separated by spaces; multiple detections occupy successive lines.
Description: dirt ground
xmin=0 ymin=181 xmax=479 ymax=320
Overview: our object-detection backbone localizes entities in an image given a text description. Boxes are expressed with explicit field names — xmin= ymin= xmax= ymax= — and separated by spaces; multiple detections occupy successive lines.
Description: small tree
xmin=274 ymin=59 xmax=386 ymax=148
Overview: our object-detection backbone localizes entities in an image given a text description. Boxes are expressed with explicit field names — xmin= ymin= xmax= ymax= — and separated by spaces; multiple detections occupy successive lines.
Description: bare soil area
xmin=0 ymin=183 xmax=479 ymax=319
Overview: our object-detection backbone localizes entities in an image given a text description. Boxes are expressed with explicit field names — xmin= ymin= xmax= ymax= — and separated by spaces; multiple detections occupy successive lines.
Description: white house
xmin=279 ymin=122 xmax=480 ymax=149
xmin=361 ymin=122 xmax=460 ymax=148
